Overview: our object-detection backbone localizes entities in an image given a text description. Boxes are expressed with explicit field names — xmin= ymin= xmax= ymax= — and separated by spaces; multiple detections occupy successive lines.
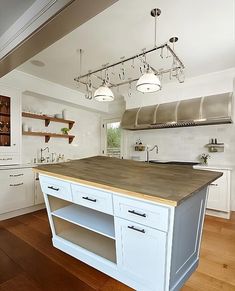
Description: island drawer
xmin=113 ymin=195 xmax=169 ymax=232
xmin=39 ymin=175 xmax=72 ymax=201
xmin=71 ymin=184 xmax=113 ymax=215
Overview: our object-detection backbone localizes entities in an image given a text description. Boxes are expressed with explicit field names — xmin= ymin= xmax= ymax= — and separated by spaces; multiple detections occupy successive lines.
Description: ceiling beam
xmin=0 ymin=0 xmax=118 ymax=78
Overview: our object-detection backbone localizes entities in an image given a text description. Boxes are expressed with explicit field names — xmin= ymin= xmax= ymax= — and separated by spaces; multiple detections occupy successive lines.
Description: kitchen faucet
xmin=146 ymin=145 xmax=158 ymax=163
xmin=40 ymin=147 xmax=49 ymax=163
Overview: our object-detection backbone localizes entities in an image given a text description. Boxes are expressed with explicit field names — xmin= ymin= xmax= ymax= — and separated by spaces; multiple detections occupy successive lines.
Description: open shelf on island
xmin=53 ymin=216 xmax=116 ymax=263
xmin=22 ymin=112 xmax=75 ymax=129
xmin=52 ymin=204 xmax=115 ymax=239
xmin=22 ymin=131 xmax=75 ymax=144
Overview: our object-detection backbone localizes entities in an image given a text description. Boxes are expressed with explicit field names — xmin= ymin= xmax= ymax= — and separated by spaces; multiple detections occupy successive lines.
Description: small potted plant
xmin=200 ymin=153 xmax=210 ymax=165
xmin=61 ymin=127 xmax=70 ymax=135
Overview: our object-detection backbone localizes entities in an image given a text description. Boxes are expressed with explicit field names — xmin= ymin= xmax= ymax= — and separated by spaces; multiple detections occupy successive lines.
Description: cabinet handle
xmin=82 ymin=196 xmax=97 ymax=202
xmin=0 ymin=157 xmax=12 ymax=161
xmin=210 ymin=183 xmax=218 ymax=186
xmin=128 ymin=209 xmax=146 ymax=217
xmin=48 ymin=186 xmax=59 ymax=191
xmin=128 ymin=225 xmax=145 ymax=234
xmin=10 ymin=174 xmax=24 ymax=177
xmin=10 ymin=183 xmax=24 ymax=186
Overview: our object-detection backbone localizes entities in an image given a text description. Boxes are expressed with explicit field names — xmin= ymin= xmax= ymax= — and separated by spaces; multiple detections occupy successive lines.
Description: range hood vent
xmin=121 ymin=92 xmax=233 ymax=130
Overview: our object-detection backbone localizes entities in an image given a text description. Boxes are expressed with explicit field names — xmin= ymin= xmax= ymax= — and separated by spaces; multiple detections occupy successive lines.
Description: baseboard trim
xmin=206 ymin=209 xmax=230 ymax=219
xmin=0 ymin=204 xmax=45 ymax=220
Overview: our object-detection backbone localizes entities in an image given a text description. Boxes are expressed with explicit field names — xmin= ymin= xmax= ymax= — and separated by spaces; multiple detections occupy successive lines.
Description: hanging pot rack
xmin=74 ymin=8 xmax=185 ymax=100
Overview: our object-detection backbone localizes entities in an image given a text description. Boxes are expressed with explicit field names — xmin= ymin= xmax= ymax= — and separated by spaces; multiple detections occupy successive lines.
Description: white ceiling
xmin=17 ymin=0 xmax=235 ymax=95
xmin=0 ymin=0 xmax=36 ymax=36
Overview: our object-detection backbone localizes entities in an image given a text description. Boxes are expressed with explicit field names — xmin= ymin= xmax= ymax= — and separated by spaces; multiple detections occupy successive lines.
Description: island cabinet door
xmin=115 ymin=217 xmax=167 ymax=291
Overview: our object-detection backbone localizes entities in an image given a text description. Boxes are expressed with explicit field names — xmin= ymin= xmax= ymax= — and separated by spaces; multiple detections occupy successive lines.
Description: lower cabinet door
xmin=207 ymin=170 xmax=229 ymax=212
xmin=35 ymin=174 xmax=44 ymax=205
xmin=115 ymin=217 xmax=167 ymax=291
xmin=0 ymin=168 xmax=34 ymax=214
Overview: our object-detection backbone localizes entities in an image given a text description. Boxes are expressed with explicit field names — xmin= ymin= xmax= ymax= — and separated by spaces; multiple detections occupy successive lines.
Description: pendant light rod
xmin=150 ymin=8 xmax=161 ymax=48
xmin=167 ymin=43 xmax=184 ymax=68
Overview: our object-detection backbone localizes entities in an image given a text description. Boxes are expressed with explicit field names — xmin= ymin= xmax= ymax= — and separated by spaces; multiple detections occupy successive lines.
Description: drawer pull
xmin=210 ymin=183 xmax=218 ymax=186
xmin=10 ymin=174 xmax=24 ymax=177
xmin=128 ymin=209 xmax=146 ymax=217
xmin=128 ymin=225 xmax=145 ymax=233
xmin=48 ymin=186 xmax=59 ymax=191
xmin=10 ymin=183 xmax=23 ymax=186
xmin=82 ymin=196 xmax=97 ymax=202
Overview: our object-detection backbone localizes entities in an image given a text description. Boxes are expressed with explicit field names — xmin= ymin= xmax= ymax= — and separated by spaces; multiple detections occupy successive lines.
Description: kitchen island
xmin=35 ymin=156 xmax=222 ymax=291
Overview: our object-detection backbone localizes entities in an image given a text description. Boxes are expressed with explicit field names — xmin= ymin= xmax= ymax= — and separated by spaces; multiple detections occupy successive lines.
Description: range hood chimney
xmin=121 ymin=92 xmax=233 ymax=130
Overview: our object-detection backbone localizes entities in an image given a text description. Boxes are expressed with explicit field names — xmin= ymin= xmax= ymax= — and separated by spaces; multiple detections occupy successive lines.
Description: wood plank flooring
xmin=0 ymin=210 xmax=234 ymax=291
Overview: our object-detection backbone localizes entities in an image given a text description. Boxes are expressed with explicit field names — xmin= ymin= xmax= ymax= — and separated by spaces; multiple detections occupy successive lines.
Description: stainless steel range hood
xmin=121 ymin=92 xmax=233 ymax=130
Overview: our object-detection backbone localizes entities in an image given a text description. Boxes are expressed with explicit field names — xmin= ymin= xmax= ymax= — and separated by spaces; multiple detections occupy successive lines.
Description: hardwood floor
xmin=0 ymin=210 xmax=234 ymax=291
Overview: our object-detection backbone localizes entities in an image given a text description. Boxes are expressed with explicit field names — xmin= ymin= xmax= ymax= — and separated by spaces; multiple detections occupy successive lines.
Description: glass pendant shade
xmin=136 ymin=71 xmax=161 ymax=93
xmin=94 ymin=83 xmax=114 ymax=102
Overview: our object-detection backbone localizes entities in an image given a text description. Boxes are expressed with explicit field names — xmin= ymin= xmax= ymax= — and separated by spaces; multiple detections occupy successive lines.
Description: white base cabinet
xmin=0 ymin=168 xmax=34 ymax=214
xmin=40 ymin=174 xmax=208 ymax=291
xmin=194 ymin=166 xmax=231 ymax=219
xmin=0 ymin=167 xmax=45 ymax=220
xmin=115 ymin=217 xmax=166 ymax=290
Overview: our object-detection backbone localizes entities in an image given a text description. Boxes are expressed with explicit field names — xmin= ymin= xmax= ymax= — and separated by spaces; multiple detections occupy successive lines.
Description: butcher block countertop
xmin=34 ymin=156 xmax=222 ymax=206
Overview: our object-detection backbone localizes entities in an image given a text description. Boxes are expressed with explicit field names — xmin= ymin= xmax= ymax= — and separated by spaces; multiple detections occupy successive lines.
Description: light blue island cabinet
xmin=35 ymin=156 xmax=221 ymax=291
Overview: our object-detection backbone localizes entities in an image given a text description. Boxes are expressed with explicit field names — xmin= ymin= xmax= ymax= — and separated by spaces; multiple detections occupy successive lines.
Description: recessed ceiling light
xmin=30 ymin=60 xmax=45 ymax=67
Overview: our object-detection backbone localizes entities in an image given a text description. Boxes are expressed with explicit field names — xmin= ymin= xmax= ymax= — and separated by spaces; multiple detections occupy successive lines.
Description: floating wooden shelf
xmin=22 ymin=112 xmax=75 ymax=129
xmin=22 ymin=131 xmax=75 ymax=144
xmin=205 ymin=143 xmax=224 ymax=153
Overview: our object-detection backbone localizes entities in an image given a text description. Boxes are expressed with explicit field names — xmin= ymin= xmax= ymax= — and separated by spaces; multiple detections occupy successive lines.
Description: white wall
xmin=1 ymin=70 xmax=109 ymax=113
xmin=122 ymin=68 xmax=235 ymax=210
xmin=22 ymin=94 xmax=101 ymax=163
xmin=125 ymin=68 xmax=234 ymax=109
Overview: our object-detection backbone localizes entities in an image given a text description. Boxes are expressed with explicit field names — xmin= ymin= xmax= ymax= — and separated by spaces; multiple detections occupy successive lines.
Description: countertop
xmin=34 ymin=156 xmax=222 ymax=206
xmin=0 ymin=163 xmax=37 ymax=170
xmin=193 ymin=164 xmax=233 ymax=171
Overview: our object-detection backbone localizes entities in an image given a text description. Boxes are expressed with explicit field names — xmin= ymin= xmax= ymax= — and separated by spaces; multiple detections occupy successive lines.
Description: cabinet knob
xmin=210 ymin=183 xmax=218 ymax=186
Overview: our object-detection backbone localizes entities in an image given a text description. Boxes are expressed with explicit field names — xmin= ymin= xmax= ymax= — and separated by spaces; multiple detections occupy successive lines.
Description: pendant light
xmin=136 ymin=8 xmax=161 ymax=93
xmin=136 ymin=68 xmax=161 ymax=93
xmin=94 ymin=81 xmax=114 ymax=102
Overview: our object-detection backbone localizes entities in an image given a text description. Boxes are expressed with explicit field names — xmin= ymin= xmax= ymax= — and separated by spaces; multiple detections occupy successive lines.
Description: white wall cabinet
xmin=0 ymin=85 xmax=21 ymax=164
